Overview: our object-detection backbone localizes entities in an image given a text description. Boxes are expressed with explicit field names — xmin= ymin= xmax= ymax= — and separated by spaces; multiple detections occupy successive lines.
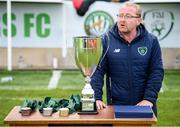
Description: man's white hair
xmin=121 ymin=2 xmax=142 ymax=17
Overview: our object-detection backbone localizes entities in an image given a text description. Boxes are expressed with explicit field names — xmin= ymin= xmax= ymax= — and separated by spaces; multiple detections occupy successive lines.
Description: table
xmin=4 ymin=106 xmax=157 ymax=126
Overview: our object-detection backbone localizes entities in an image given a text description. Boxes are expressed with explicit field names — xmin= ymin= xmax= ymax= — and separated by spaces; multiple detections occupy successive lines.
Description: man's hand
xmin=136 ymin=100 xmax=153 ymax=107
xmin=96 ymin=100 xmax=106 ymax=110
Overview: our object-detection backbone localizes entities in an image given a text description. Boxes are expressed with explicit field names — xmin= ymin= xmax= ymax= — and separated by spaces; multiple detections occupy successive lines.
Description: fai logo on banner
xmin=143 ymin=9 xmax=174 ymax=41
xmin=138 ymin=47 xmax=147 ymax=56
xmin=84 ymin=11 xmax=114 ymax=36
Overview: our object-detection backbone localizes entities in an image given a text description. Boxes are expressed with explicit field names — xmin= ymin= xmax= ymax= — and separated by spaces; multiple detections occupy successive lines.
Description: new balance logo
xmin=113 ymin=49 xmax=120 ymax=53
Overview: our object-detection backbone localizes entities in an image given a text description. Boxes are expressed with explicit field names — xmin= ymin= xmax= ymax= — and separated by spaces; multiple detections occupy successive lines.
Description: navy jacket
xmin=91 ymin=23 xmax=164 ymax=115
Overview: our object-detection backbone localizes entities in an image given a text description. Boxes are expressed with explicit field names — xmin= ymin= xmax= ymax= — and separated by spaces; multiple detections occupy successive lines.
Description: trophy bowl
xmin=74 ymin=36 xmax=102 ymax=114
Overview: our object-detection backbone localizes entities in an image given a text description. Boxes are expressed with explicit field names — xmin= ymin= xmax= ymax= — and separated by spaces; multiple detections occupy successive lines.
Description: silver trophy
xmin=74 ymin=36 xmax=102 ymax=114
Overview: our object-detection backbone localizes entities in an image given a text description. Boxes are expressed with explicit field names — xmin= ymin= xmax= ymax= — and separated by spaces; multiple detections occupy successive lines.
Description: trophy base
xmin=78 ymin=111 xmax=98 ymax=115
xmin=78 ymin=102 xmax=98 ymax=115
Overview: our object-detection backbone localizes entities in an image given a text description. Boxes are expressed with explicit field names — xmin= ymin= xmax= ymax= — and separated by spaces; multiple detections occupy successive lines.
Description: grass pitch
xmin=0 ymin=70 xmax=180 ymax=126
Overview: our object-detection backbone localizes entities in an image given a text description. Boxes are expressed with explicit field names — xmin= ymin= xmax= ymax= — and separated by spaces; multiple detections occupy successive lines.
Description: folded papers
xmin=114 ymin=105 xmax=153 ymax=118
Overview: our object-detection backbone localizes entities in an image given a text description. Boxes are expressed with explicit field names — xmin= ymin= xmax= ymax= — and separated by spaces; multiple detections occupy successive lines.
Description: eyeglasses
xmin=117 ymin=14 xmax=140 ymax=20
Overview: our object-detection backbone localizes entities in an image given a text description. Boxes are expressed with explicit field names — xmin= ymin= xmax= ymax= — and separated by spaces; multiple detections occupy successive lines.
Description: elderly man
xmin=91 ymin=2 xmax=164 ymax=116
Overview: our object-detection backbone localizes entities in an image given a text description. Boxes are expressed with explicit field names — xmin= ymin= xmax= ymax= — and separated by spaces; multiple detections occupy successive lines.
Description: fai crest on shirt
xmin=138 ymin=47 xmax=147 ymax=56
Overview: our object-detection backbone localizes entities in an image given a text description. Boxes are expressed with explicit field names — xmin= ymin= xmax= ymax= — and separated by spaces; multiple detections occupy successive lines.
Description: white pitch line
xmin=160 ymin=81 xmax=168 ymax=93
xmin=48 ymin=70 xmax=61 ymax=89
